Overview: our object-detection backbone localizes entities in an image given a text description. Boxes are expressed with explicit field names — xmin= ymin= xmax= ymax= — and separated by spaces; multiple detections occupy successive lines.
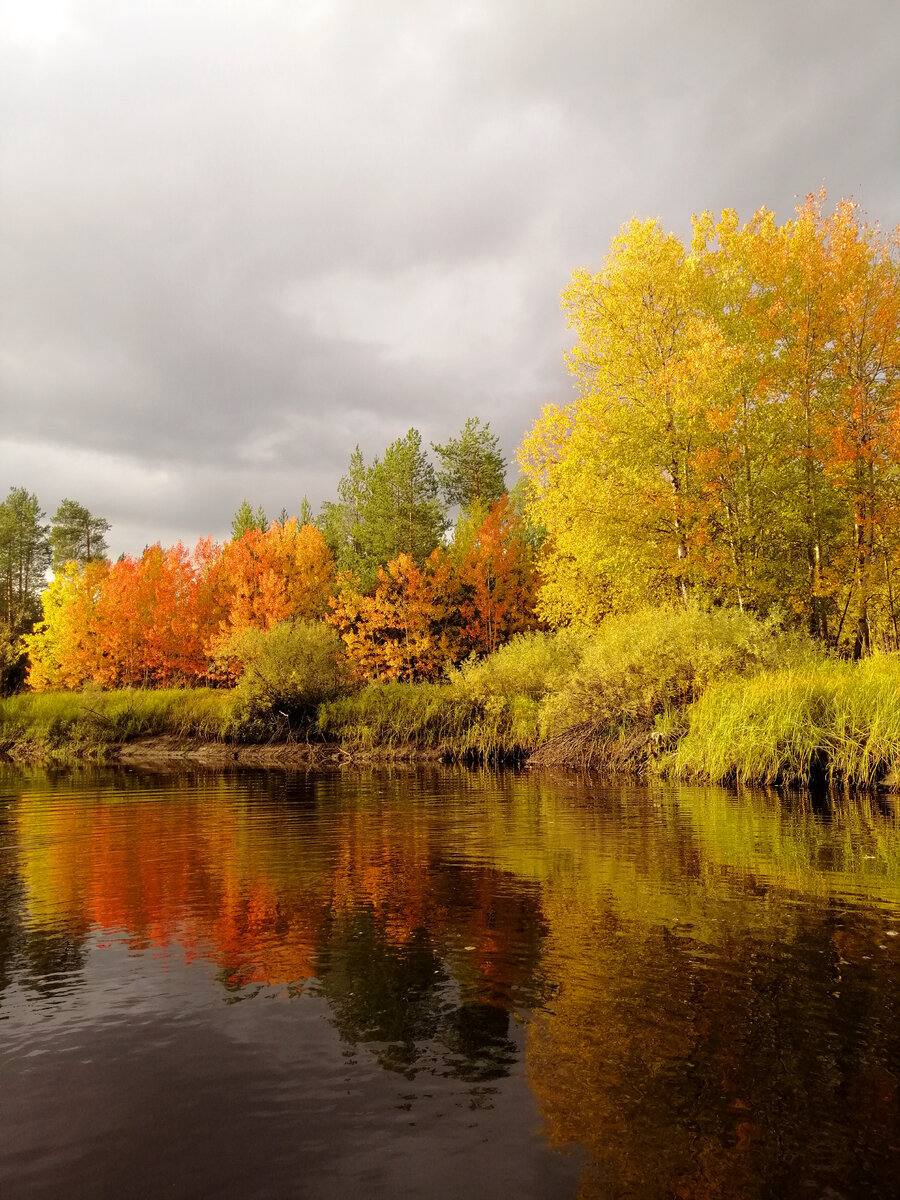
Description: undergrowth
xmin=8 ymin=606 xmax=900 ymax=788
xmin=0 ymin=687 xmax=235 ymax=756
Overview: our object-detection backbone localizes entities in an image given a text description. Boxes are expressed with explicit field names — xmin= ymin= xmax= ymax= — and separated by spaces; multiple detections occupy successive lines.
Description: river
xmin=1 ymin=766 xmax=898 ymax=1198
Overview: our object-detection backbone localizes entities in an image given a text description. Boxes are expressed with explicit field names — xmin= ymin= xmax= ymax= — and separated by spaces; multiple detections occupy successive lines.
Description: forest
xmin=3 ymin=193 xmax=900 ymax=786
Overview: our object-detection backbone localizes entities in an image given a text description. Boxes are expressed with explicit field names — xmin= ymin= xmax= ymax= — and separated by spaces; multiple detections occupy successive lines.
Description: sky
xmin=2 ymin=0 xmax=899 ymax=557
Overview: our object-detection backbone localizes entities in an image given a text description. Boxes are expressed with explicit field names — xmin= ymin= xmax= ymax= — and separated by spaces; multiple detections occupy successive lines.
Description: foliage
xmin=231 ymin=500 xmax=268 ymax=540
xmin=538 ymin=606 xmax=820 ymax=764
xmin=451 ymin=494 xmax=541 ymax=656
xmin=329 ymin=551 xmax=457 ymax=683
xmin=432 ymin=416 xmax=507 ymax=511
xmin=214 ymin=620 xmax=348 ymax=729
xmin=0 ymin=486 xmax=51 ymax=633
xmin=212 ymin=519 xmax=334 ymax=646
xmin=449 ymin=627 xmax=590 ymax=701
xmin=320 ymin=432 xmax=446 ymax=588
xmin=49 ymin=499 xmax=110 ymax=570
xmin=0 ymin=623 xmax=25 ymax=695
xmin=520 ymin=194 xmax=900 ymax=650
xmin=24 ymin=524 xmax=333 ymax=690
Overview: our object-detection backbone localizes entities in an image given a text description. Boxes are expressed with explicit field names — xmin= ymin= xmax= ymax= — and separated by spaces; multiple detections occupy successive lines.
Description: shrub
xmin=449 ymin=628 xmax=591 ymax=701
xmin=215 ymin=620 xmax=349 ymax=730
xmin=533 ymin=605 xmax=820 ymax=768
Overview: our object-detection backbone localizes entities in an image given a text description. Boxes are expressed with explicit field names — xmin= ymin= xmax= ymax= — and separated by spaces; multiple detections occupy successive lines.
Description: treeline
xmin=0 ymin=491 xmax=110 ymax=689
xmin=521 ymin=193 xmax=900 ymax=656
xmin=16 ymin=419 xmax=542 ymax=691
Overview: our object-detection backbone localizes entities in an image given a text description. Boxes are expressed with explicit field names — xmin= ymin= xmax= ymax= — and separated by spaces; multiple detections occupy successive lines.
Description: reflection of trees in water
xmin=528 ymin=903 xmax=900 ymax=1199
xmin=0 ymin=804 xmax=88 ymax=1006
xmin=5 ymin=771 xmax=549 ymax=1082
xmin=0 ymin=815 xmax=26 ymax=1002
xmin=315 ymin=911 xmax=520 ymax=1081
xmin=4 ymin=767 xmax=900 ymax=1195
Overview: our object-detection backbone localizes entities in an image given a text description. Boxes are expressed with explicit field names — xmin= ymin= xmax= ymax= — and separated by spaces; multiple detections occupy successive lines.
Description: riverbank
xmin=8 ymin=608 xmax=900 ymax=788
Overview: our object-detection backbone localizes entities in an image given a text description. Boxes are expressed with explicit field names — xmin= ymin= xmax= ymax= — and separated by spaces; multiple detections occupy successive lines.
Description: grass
xmin=317 ymin=681 xmax=541 ymax=761
xmin=674 ymin=654 xmax=900 ymax=787
xmin=0 ymin=687 xmax=235 ymax=758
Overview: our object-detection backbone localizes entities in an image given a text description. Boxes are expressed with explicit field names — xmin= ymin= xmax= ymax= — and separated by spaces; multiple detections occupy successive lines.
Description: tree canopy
xmin=0 ymin=487 xmax=50 ymax=634
xmin=231 ymin=500 xmax=268 ymax=540
xmin=519 ymin=193 xmax=900 ymax=652
xmin=321 ymin=431 xmax=445 ymax=588
xmin=49 ymin=499 xmax=110 ymax=570
xmin=433 ymin=417 xmax=507 ymax=512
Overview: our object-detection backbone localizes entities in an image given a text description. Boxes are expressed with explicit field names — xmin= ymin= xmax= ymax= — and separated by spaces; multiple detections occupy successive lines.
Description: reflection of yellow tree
xmin=527 ymin=895 xmax=900 ymax=1199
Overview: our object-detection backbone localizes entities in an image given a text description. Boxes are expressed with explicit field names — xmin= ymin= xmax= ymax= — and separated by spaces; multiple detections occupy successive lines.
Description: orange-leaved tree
xmin=92 ymin=542 xmax=221 ymax=686
xmin=452 ymin=495 xmax=540 ymax=656
xmin=212 ymin=519 xmax=334 ymax=645
xmin=328 ymin=550 xmax=457 ymax=682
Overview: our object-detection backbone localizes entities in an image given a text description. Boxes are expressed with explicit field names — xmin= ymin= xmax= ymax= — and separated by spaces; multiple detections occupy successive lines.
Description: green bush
xmin=544 ymin=606 xmax=817 ymax=734
xmin=449 ymin=628 xmax=591 ymax=701
xmin=217 ymin=620 xmax=349 ymax=732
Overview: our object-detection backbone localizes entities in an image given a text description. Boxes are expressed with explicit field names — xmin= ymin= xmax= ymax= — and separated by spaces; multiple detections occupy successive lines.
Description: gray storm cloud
xmin=2 ymin=0 xmax=899 ymax=554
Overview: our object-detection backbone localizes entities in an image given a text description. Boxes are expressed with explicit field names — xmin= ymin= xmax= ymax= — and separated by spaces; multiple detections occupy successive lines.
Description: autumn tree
xmin=213 ymin=519 xmax=334 ymax=647
xmin=49 ymin=499 xmax=110 ymax=570
xmin=452 ymin=495 xmax=540 ymax=656
xmin=521 ymin=218 xmax=730 ymax=624
xmin=328 ymin=550 xmax=456 ymax=682
xmin=520 ymin=195 xmax=900 ymax=648
xmin=24 ymin=560 xmax=108 ymax=689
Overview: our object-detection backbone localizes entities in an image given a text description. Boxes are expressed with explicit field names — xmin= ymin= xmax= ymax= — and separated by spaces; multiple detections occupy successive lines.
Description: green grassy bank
xmin=0 ymin=688 xmax=236 ymax=761
xmin=6 ymin=607 xmax=900 ymax=788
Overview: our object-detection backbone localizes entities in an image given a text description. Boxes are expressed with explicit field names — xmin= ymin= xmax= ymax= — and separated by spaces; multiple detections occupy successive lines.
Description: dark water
xmin=1 ymin=768 xmax=899 ymax=1199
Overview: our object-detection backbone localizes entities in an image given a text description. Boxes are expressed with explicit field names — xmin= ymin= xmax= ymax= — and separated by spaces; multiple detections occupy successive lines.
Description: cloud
xmin=2 ymin=0 xmax=899 ymax=554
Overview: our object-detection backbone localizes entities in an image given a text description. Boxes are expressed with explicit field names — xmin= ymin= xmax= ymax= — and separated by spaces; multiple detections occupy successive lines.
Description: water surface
xmin=1 ymin=767 xmax=898 ymax=1198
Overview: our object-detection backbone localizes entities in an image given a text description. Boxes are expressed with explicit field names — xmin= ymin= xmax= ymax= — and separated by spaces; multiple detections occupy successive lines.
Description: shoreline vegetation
xmin=6 ymin=606 xmax=900 ymax=791
xmin=5 ymin=195 xmax=900 ymax=792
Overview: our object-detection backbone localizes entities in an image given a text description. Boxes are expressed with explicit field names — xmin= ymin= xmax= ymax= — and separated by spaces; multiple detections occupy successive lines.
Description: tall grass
xmin=675 ymin=654 xmax=900 ymax=786
xmin=317 ymin=681 xmax=541 ymax=760
xmin=0 ymin=688 xmax=235 ymax=751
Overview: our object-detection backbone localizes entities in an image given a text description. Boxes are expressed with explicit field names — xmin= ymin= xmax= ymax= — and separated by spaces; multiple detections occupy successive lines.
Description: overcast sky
xmin=2 ymin=0 xmax=899 ymax=556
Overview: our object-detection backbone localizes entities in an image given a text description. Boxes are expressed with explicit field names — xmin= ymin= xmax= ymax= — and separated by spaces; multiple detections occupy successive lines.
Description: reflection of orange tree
xmin=14 ymin=787 xmax=547 ymax=1015
xmin=324 ymin=799 xmax=546 ymax=1009
xmin=17 ymin=797 xmax=327 ymax=988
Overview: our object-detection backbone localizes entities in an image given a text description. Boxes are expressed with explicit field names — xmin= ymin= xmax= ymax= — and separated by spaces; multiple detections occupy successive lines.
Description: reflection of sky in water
xmin=1 ymin=768 xmax=899 ymax=1199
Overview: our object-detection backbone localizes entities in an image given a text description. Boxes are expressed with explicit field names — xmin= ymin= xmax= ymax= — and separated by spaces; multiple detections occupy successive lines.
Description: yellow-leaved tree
xmin=520 ymin=195 xmax=900 ymax=649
